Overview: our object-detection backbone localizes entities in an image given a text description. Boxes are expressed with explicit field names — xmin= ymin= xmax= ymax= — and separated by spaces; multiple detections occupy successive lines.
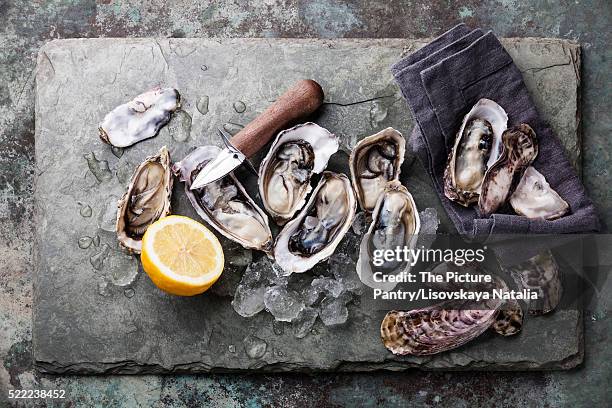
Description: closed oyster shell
xmin=116 ymin=146 xmax=173 ymax=253
xmin=490 ymin=300 xmax=523 ymax=336
xmin=173 ymin=146 xmax=273 ymax=254
xmin=509 ymin=166 xmax=569 ymax=220
xmin=444 ymin=99 xmax=508 ymax=206
xmin=349 ymin=127 xmax=405 ymax=213
xmin=478 ymin=124 xmax=539 ymax=216
xmin=258 ymin=123 xmax=338 ymax=225
xmin=274 ymin=172 xmax=356 ymax=274
xmin=356 ymin=180 xmax=420 ymax=291
xmin=99 ymin=87 xmax=180 ymax=148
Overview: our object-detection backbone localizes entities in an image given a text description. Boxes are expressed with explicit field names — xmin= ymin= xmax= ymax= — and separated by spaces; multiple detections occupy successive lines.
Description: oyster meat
xmin=173 ymin=146 xmax=273 ymax=254
xmin=349 ymin=128 xmax=405 ymax=213
xmin=259 ymin=123 xmax=339 ymax=225
xmin=444 ymin=99 xmax=508 ymax=206
xmin=356 ymin=180 xmax=420 ymax=290
xmin=274 ymin=172 xmax=356 ymax=274
xmin=116 ymin=146 xmax=173 ymax=253
xmin=509 ymin=166 xmax=569 ymax=220
xmin=99 ymin=87 xmax=180 ymax=148
xmin=479 ymin=124 xmax=538 ymax=216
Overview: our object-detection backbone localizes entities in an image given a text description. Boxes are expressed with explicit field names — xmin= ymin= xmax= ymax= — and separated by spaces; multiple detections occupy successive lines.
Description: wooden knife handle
xmin=231 ymin=79 xmax=324 ymax=158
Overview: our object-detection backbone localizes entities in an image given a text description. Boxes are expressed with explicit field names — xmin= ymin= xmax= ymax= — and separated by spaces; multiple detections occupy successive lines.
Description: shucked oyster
xmin=173 ymin=146 xmax=273 ymax=254
xmin=116 ymin=146 xmax=173 ymax=253
xmin=259 ymin=123 xmax=338 ymax=225
xmin=478 ymin=124 xmax=538 ymax=216
xmin=509 ymin=166 xmax=569 ymax=220
xmin=444 ymin=99 xmax=508 ymax=206
xmin=349 ymin=128 xmax=405 ymax=213
xmin=356 ymin=180 xmax=420 ymax=291
xmin=274 ymin=172 xmax=356 ymax=274
xmin=99 ymin=88 xmax=180 ymax=148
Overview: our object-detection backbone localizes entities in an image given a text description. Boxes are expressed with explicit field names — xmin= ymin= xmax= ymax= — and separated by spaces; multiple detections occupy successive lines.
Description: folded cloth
xmin=392 ymin=25 xmax=600 ymax=237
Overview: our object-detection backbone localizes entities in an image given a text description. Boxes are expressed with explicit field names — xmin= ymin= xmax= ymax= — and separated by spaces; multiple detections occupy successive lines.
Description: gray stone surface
xmin=33 ymin=38 xmax=582 ymax=374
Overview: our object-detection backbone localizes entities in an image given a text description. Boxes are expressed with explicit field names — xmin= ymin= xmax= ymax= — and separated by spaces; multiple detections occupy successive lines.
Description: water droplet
xmin=106 ymin=249 xmax=139 ymax=286
xmin=200 ymin=64 xmax=208 ymax=71
xmin=233 ymin=101 xmax=246 ymax=113
xmin=273 ymin=320 xmax=285 ymax=335
xmin=90 ymin=244 xmax=111 ymax=270
xmin=111 ymin=146 xmax=124 ymax=158
xmin=78 ymin=203 xmax=93 ymax=218
xmin=197 ymin=96 xmax=209 ymax=115
xmin=98 ymin=279 xmax=111 ymax=297
xmin=228 ymin=344 xmax=236 ymax=353
xmin=276 ymin=349 xmax=284 ymax=357
xmin=223 ymin=122 xmax=244 ymax=136
xmin=168 ymin=110 xmax=192 ymax=142
xmin=243 ymin=335 xmax=267 ymax=359
xmin=93 ymin=235 xmax=101 ymax=247
xmin=78 ymin=236 xmax=93 ymax=249
xmin=83 ymin=152 xmax=113 ymax=183
xmin=124 ymin=288 xmax=135 ymax=298
xmin=310 ymin=328 xmax=319 ymax=335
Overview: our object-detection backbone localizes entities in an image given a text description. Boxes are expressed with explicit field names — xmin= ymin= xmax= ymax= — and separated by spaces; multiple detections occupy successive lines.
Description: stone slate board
xmin=34 ymin=38 xmax=583 ymax=374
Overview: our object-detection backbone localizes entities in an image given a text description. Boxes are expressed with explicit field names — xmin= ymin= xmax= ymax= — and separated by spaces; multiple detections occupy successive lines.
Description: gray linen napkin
xmin=392 ymin=26 xmax=600 ymax=236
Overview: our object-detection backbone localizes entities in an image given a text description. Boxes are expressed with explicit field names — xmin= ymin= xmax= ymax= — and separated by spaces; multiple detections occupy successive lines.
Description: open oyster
xmin=356 ymin=180 xmax=420 ymax=290
xmin=116 ymin=146 xmax=173 ymax=253
xmin=509 ymin=166 xmax=569 ymax=220
xmin=479 ymin=124 xmax=538 ymax=216
xmin=349 ymin=128 xmax=405 ymax=213
xmin=274 ymin=172 xmax=356 ymax=274
xmin=173 ymin=146 xmax=273 ymax=254
xmin=99 ymin=87 xmax=180 ymax=148
xmin=444 ymin=99 xmax=508 ymax=206
xmin=258 ymin=123 xmax=338 ymax=225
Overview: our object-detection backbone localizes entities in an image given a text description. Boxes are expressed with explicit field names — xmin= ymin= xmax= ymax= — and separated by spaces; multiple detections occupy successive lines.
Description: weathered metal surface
xmin=1 ymin=1 xmax=610 ymax=406
xmin=33 ymin=38 xmax=582 ymax=375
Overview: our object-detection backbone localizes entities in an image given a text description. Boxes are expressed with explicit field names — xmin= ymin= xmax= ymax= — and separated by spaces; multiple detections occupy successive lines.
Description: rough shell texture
xmin=509 ymin=166 xmax=570 ymax=220
xmin=444 ymin=99 xmax=508 ymax=206
xmin=274 ymin=171 xmax=356 ymax=274
xmin=258 ymin=122 xmax=338 ymax=225
xmin=356 ymin=180 xmax=420 ymax=291
xmin=99 ymin=87 xmax=180 ymax=148
xmin=490 ymin=300 xmax=523 ymax=336
xmin=116 ymin=146 xmax=173 ymax=254
xmin=505 ymin=250 xmax=562 ymax=315
xmin=478 ymin=124 xmax=539 ymax=216
xmin=349 ymin=127 xmax=405 ymax=213
xmin=173 ymin=146 xmax=273 ymax=254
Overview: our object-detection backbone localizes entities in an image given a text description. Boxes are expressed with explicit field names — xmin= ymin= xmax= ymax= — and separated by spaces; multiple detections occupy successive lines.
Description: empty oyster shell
xmin=478 ymin=124 xmax=539 ymax=216
xmin=444 ymin=99 xmax=508 ymax=206
xmin=504 ymin=250 xmax=562 ymax=315
xmin=356 ymin=180 xmax=420 ymax=290
xmin=116 ymin=146 xmax=173 ymax=253
xmin=173 ymin=146 xmax=273 ymax=254
xmin=258 ymin=123 xmax=339 ymax=225
xmin=509 ymin=166 xmax=569 ymax=220
xmin=349 ymin=128 xmax=405 ymax=213
xmin=274 ymin=172 xmax=356 ymax=274
xmin=99 ymin=87 xmax=180 ymax=148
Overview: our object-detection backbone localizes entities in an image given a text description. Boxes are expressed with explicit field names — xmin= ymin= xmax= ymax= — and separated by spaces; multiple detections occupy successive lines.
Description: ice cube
xmin=231 ymin=284 xmax=266 ymax=317
xmin=311 ymin=277 xmax=344 ymax=298
xmin=319 ymin=295 xmax=350 ymax=326
xmin=330 ymin=253 xmax=364 ymax=295
xmin=351 ymin=211 xmax=367 ymax=235
xmin=264 ymin=285 xmax=305 ymax=322
xmin=292 ymin=307 xmax=319 ymax=338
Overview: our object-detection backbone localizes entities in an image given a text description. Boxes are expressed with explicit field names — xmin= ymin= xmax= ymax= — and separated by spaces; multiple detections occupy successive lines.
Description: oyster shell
xmin=274 ymin=172 xmax=356 ymax=274
xmin=490 ymin=300 xmax=523 ymax=336
xmin=349 ymin=128 xmax=405 ymax=213
xmin=444 ymin=99 xmax=508 ymax=206
xmin=173 ymin=146 xmax=273 ymax=254
xmin=259 ymin=123 xmax=339 ymax=225
xmin=509 ymin=166 xmax=569 ymax=220
xmin=99 ymin=87 xmax=180 ymax=148
xmin=116 ymin=146 xmax=173 ymax=253
xmin=478 ymin=124 xmax=539 ymax=216
xmin=356 ymin=180 xmax=420 ymax=290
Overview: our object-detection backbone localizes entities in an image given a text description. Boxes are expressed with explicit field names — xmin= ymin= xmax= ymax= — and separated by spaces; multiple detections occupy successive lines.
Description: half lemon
xmin=141 ymin=215 xmax=224 ymax=296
